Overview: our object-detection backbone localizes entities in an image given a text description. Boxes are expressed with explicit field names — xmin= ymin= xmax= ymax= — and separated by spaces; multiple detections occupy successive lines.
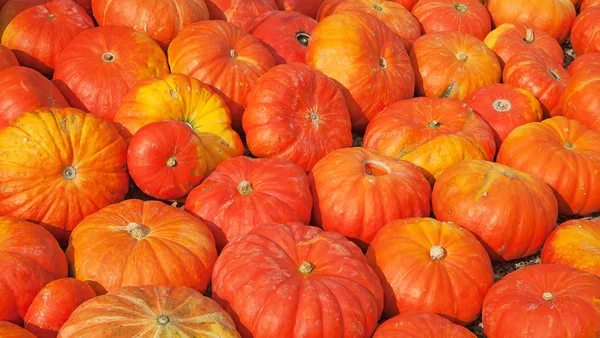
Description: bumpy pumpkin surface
xmin=568 ymin=52 xmax=600 ymax=76
xmin=373 ymin=312 xmax=477 ymax=338
xmin=411 ymin=0 xmax=491 ymax=41
xmin=562 ymin=67 xmax=600 ymax=132
xmin=570 ymin=7 xmax=600 ymax=56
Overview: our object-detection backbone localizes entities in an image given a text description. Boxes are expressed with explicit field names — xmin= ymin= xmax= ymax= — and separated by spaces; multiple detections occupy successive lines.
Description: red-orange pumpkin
xmin=205 ymin=0 xmax=277 ymax=29
xmin=411 ymin=0 xmax=491 ymax=41
xmin=568 ymin=52 xmax=600 ymax=75
xmin=570 ymin=7 xmax=600 ymax=56
xmin=0 ymin=321 xmax=36 ymax=338
xmin=276 ymin=0 xmax=324 ymax=18
xmin=562 ymin=67 xmax=600 ymax=132
xmin=373 ymin=312 xmax=477 ymax=338
xmin=212 ymin=222 xmax=384 ymax=338
xmin=581 ymin=0 xmax=600 ymax=10
xmin=0 ymin=45 xmax=18 ymax=71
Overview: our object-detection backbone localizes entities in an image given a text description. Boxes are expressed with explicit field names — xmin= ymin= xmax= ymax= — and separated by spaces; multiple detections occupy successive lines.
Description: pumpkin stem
xmin=166 ymin=157 xmax=178 ymax=168
xmin=430 ymin=246 xmax=447 ymax=261
xmin=428 ymin=120 xmax=442 ymax=128
xmin=102 ymin=52 xmax=116 ymax=63
xmin=524 ymin=28 xmax=535 ymax=43
xmin=230 ymin=49 xmax=238 ymax=59
xmin=299 ymin=261 xmax=315 ymax=274
xmin=563 ymin=141 xmax=574 ymax=149
xmin=373 ymin=4 xmax=383 ymax=11
xmin=457 ymin=53 xmax=468 ymax=61
xmin=238 ymin=180 xmax=253 ymax=195
xmin=62 ymin=166 xmax=77 ymax=180
xmin=542 ymin=292 xmax=554 ymax=301
xmin=296 ymin=32 xmax=310 ymax=47
xmin=157 ymin=315 xmax=170 ymax=325
xmin=118 ymin=222 xmax=151 ymax=240
xmin=48 ymin=13 xmax=56 ymax=19
xmin=363 ymin=159 xmax=392 ymax=176
xmin=310 ymin=112 xmax=320 ymax=124
xmin=492 ymin=99 xmax=512 ymax=112
xmin=379 ymin=56 xmax=388 ymax=69
xmin=549 ymin=69 xmax=560 ymax=80
xmin=504 ymin=172 xmax=518 ymax=179
xmin=454 ymin=3 xmax=468 ymax=12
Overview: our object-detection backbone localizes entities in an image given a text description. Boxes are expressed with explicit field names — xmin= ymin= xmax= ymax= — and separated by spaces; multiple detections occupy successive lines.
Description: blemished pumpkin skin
xmin=185 ymin=156 xmax=312 ymax=251
xmin=211 ymin=222 xmax=384 ymax=338
xmin=309 ymin=147 xmax=431 ymax=249
xmin=0 ymin=45 xmax=18 ymax=71
xmin=372 ymin=312 xmax=477 ymax=338
xmin=409 ymin=31 xmax=501 ymax=101
xmin=363 ymin=97 xmax=496 ymax=184
xmin=168 ymin=20 xmax=276 ymax=131
xmin=242 ymin=63 xmax=352 ymax=172
xmin=0 ymin=66 xmax=69 ymax=127
xmin=496 ymin=116 xmax=600 ymax=216
xmin=482 ymin=264 xmax=600 ymax=338
xmin=366 ymin=217 xmax=494 ymax=324
xmin=66 ymin=199 xmax=217 ymax=294
xmin=0 ymin=321 xmax=37 ymax=338
xmin=306 ymin=11 xmax=415 ymax=132
xmin=23 ymin=278 xmax=96 ymax=338
xmin=0 ymin=217 xmax=68 ymax=325
xmin=571 ymin=7 xmax=600 ymax=56
xmin=205 ymin=0 xmax=278 ymax=30
xmin=582 ymin=0 xmax=600 ymax=10
xmin=411 ymin=0 xmax=491 ymax=41
xmin=562 ymin=67 xmax=600 ymax=133
xmin=432 ymin=160 xmax=558 ymax=261
xmin=1 ymin=0 xmax=94 ymax=76
xmin=57 ymin=285 xmax=241 ymax=338
xmin=114 ymin=73 xmax=244 ymax=175
xmin=52 ymin=26 xmax=170 ymax=122
xmin=568 ymin=52 xmax=600 ymax=76
xmin=464 ymin=83 xmax=543 ymax=148
xmin=0 ymin=108 xmax=129 ymax=246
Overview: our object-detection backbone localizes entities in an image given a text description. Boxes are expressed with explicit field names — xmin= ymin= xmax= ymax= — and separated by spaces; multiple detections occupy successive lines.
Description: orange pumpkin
xmin=497 ymin=116 xmax=600 ymax=216
xmin=306 ymin=11 xmax=415 ymax=132
xmin=366 ymin=217 xmax=494 ymax=324
xmin=571 ymin=7 xmax=600 ymax=56
xmin=562 ymin=67 xmax=600 ymax=132
xmin=581 ymin=0 xmax=600 ymax=10
xmin=318 ymin=0 xmax=419 ymax=12
xmin=205 ymin=0 xmax=277 ymax=29
xmin=57 ymin=285 xmax=240 ymax=338
xmin=568 ymin=52 xmax=600 ymax=75
xmin=373 ymin=312 xmax=477 ymax=338
xmin=411 ymin=0 xmax=491 ymax=41
xmin=410 ymin=31 xmax=501 ymax=101
xmin=0 ymin=44 xmax=18 ymax=71
xmin=0 ymin=321 xmax=36 ymax=338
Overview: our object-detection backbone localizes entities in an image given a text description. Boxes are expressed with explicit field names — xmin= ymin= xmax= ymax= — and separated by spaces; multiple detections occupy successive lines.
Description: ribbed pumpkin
xmin=568 ymin=52 xmax=600 ymax=76
xmin=570 ymin=7 xmax=600 ymax=56
xmin=0 ymin=45 xmax=18 ymax=71
xmin=561 ymin=67 xmax=600 ymax=132
xmin=0 ymin=321 xmax=36 ymax=338
xmin=373 ymin=312 xmax=477 ymax=338
xmin=411 ymin=0 xmax=491 ymax=41
xmin=205 ymin=0 xmax=277 ymax=29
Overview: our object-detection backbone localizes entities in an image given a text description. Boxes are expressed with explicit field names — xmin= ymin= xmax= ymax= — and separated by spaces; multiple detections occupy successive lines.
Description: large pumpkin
xmin=212 ymin=222 xmax=384 ymax=338
xmin=53 ymin=26 xmax=169 ymax=122
xmin=497 ymin=116 xmax=600 ymax=216
xmin=113 ymin=73 xmax=244 ymax=174
xmin=185 ymin=156 xmax=312 ymax=251
xmin=373 ymin=312 xmax=477 ymax=338
xmin=0 ymin=217 xmax=68 ymax=324
xmin=0 ymin=44 xmax=18 ymax=71
xmin=0 ymin=108 xmax=129 ymax=245
xmin=570 ymin=7 xmax=600 ymax=56
xmin=482 ymin=264 xmax=600 ymax=338
xmin=205 ymin=0 xmax=277 ymax=29
xmin=305 ymin=10 xmax=415 ymax=132
xmin=57 ymin=285 xmax=240 ymax=338
xmin=411 ymin=0 xmax=491 ymax=41
xmin=0 ymin=321 xmax=36 ymax=338
xmin=366 ymin=217 xmax=494 ymax=324
xmin=310 ymin=147 xmax=431 ymax=249
xmin=410 ymin=30 xmax=501 ymax=101
xmin=561 ymin=67 xmax=600 ymax=132
xmin=168 ymin=20 xmax=276 ymax=131
xmin=242 ymin=63 xmax=352 ymax=171
xmin=568 ymin=52 xmax=600 ymax=75
xmin=276 ymin=0 xmax=324 ymax=18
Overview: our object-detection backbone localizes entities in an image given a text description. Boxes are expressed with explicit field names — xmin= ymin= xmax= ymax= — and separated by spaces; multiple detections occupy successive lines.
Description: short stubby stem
xmin=117 ymin=222 xmax=151 ymax=240
xmin=492 ymin=99 xmax=512 ymax=112
xmin=363 ymin=159 xmax=392 ymax=176
xmin=238 ymin=180 xmax=253 ymax=195
xmin=157 ymin=315 xmax=170 ymax=325
xmin=504 ymin=172 xmax=518 ymax=179
xmin=230 ymin=49 xmax=238 ymax=59
xmin=430 ymin=246 xmax=447 ymax=261
xmin=166 ymin=157 xmax=178 ymax=168
xmin=454 ymin=3 xmax=468 ymax=12
xmin=102 ymin=52 xmax=116 ymax=63
xmin=296 ymin=32 xmax=310 ymax=47
xmin=62 ymin=166 xmax=77 ymax=180
xmin=563 ymin=141 xmax=574 ymax=149
xmin=373 ymin=4 xmax=384 ymax=11
xmin=524 ymin=28 xmax=535 ymax=43
xmin=457 ymin=53 xmax=468 ymax=61
xmin=549 ymin=69 xmax=561 ymax=80
xmin=428 ymin=120 xmax=442 ymax=128
xmin=379 ymin=56 xmax=387 ymax=69
xmin=299 ymin=261 xmax=315 ymax=274
xmin=542 ymin=292 xmax=554 ymax=301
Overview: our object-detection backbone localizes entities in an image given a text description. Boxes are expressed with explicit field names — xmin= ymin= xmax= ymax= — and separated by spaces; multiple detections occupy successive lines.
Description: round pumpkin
xmin=113 ymin=73 xmax=244 ymax=174
xmin=571 ymin=7 xmax=600 ymax=56
xmin=212 ymin=222 xmax=384 ymax=338
xmin=0 ymin=66 xmax=69 ymax=127
xmin=496 ymin=116 xmax=600 ymax=216
xmin=52 ymin=26 xmax=169 ymax=122
xmin=276 ymin=0 xmax=323 ymax=18
xmin=306 ymin=10 xmax=415 ymax=132
xmin=310 ymin=147 xmax=431 ymax=249
xmin=0 ymin=107 xmax=129 ymax=245
xmin=0 ymin=45 xmax=18 ymax=71
xmin=410 ymin=30 xmax=501 ymax=101
xmin=57 ymin=285 xmax=240 ymax=338
xmin=411 ymin=0 xmax=491 ymax=41
xmin=0 ymin=321 xmax=36 ymax=338
xmin=568 ymin=52 xmax=600 ymax=75
xmin=242 ymin=63 xmax=352 ymax=171
xmin=373 ymin=312 xmax=477 ymax=338
xmin=205 ymin=0 xmax=277 ymax=29
xmin=482 ymin=264 xmax=600 ymax=338
xmin=0 ymin=217 xmax=68 ymax=324
xmin=582 ymin=0 xmax=600 ymax=10
xmin=562 ymin=67 xmax=600 ymax=132
xmin=23 ymin=278 xmax=96 ymax=338
xmin=366 ymin=217 xmax=494 ymax=324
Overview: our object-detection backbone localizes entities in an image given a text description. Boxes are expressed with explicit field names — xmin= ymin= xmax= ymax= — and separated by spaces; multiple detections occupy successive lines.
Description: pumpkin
xmin=310 ymin=147 xmax=431 ymax=248
xmin=571 ymin=7 xmax=600 ymax=56
xmin=168 ymin=20 xmax=276 ymax=131
xmin=247 ymin=10 xmax=317 ymax=64
xmin=113 ymin=73 xmax=244 ymax=174
xmin=0 ymin=217 xmax=68 ymax=324
xmin=496 ymin=116 xmax=600 ymax=216
xmin=373 ymin=312 xmax=477 ymax=338
xmin=306 ymin=11 xmax=415 ymax=132
xmin=242 ymin=63 xmax=352 ymax=171
xmin=582 ymin=0 xmax=600 ymax=10
xmin=52 ymin=26 xmax=169 ymax=122
xmin=486 ymin=0 xmax=576 ymax=43
xmin=318 ymin=0 xmax=419 ymax=12
xmin=482 ymin=264 xmax=600 ymax=338
xmin=276 ymin=0 xmax=324 ymax=18
xmin=57 ymin=285 xmax=240 ymax=338
xmin=363 ymin=97 xmax=496 ymax=184
xmin=185 ymin=156 xmax=312 ymax=251
xmin=0 ymin=321 xmax=36 ymax=338
xmin=1 ymin=0 xmax=94 ymax=76
xmin=366 ymin=217 xmax=494 ymax=323
xmin=212 ymin=222 xmax=384 ymax=338
xmin=484 ymin=22 xmax=564 ymax=67
xmin=0 ymin=45 xmax=18 ymax=71
xmin=503 ymin=50 xmax=570 ymax=118
xmin=562 ymin=67 xmax=600 ymax=132
xmin=0 ymin=66 xmax=69 ymax=127
xmin=464 ymin=83 xmax=543 ymax=148
xmin=411 ymin=0 xmax=491 ymax=41
xmin=23 ymin=278 xmax=96 ymax=338
xmin=205 ymin=0 xmax=277 ymax=29
xmin=568 ymin=52 xmax=600 ymax=75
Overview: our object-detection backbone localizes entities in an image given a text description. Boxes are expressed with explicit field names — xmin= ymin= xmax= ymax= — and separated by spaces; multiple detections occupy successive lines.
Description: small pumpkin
xmin=0 ymin=321 xmax=36 ymax=338
xmin=571 ymin=7 xmax=600 ymax=56
xmin=411 ymin=0 xmax=491 ymax=41
xmin=568 ymin=52 xmax=600 ymax=76
xmin=205 ymin=0 xmax=278 ymax=29
xmin=561 ymin=67 xmax=600 ymax=132
xmin=0 ymin=44 xmax=18 ymax=71
xmin=373 ymin=312 xmax=477 ymax=338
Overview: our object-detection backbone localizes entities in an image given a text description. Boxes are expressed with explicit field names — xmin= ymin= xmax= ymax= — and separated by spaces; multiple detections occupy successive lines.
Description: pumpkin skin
xmin=242 ymin=63 xmax=352 ymax=171
xmin=0 ymin=217 xmax=68 ymax=325
xmin=306 ymin=11 xmax=415 ymax=132
xmin=568 ymin=52 xmax=600 ymax=76
xmin=276 ymin=0 xmax=324 ymax=18
xmin=67 ymin=199 xmax=217 ymax=294
xmin=482 ymin=264 xmax=600 ymax=338
xmin=561 ymin=67 xmax=600 ymax=132
xmin=318 ymin=0 xmax=419 ymax=12
xmin=1 ymin=0 xmax=94 ymax=76
xmin=57 ymin=285 xmax=240 ymax=338
xmin=0 ymin=45 xmax=18 ymax=71
xmin=372 ymin=312 xmax=477 ymax=338
xmin=23 ymin=278 xmax=96 ymax=338
xmin=366 ymin=217 xmax=494 ymax=324
xmin=411 ymin=0 xmax=491 ymax=41
xmin=581 ymin=0 xmax=600 ymax=10
xmin=211 ymin=222 xmax=384 ymax=338
xmin=0 ymin=66 xmax=69 ymax=127
xmin=363 ymin=97 xmax=496 ymax=184
xmin=496 ymin=116 xmax=600 ymax=216
xmin=0 ymin=321 xmax=36 ymax=338
xmin=52 ymin=26 xmax=169 ymax=122
xmin=310 ymin=147 xmax=431 ymax=249
xmin=571 ymin=7 xmax=600 ymax=56
xmin=205 ymin=0 xmax=278 ymax=29
xmin=0 ymin=108 xmax=129 ymax=245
